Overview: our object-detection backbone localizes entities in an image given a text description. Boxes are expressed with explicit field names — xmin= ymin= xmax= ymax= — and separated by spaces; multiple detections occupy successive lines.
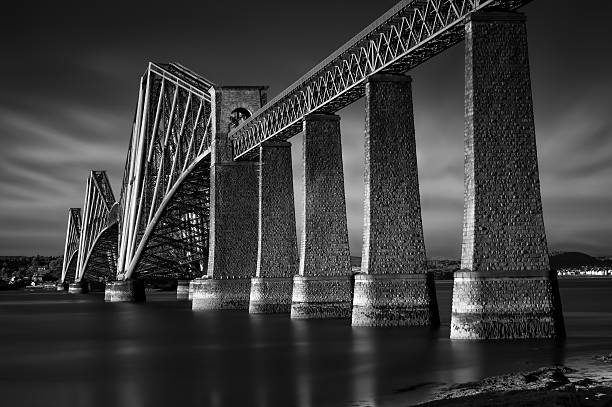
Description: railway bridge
xmin=60 ymin=0 xmax=565 ymax=339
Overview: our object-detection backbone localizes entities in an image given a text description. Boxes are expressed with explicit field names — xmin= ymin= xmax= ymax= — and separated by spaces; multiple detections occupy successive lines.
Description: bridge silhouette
xmin=59 ymin=0 xmax=565 ymax=340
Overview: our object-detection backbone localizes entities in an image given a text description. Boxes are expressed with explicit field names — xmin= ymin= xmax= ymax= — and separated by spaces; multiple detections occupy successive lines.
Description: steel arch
xmin=75 ymin=171 xmax=117 ymax=282
xmin=117 ymin=63 xmax=214 ymax=281
xmin=79 ymin=220 xmax=119 ymax=282
xmin=122 ymin=154 xmax=210 ymax=280
xmin=62 ymin=249 xmax=79 ymax=284
xmin=60 ymin=208 xmax=81 ymax=283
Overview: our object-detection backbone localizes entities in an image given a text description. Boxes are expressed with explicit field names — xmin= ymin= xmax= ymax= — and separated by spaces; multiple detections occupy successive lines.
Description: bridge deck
xmin=229 ymin=0 xmax=532 ymax=160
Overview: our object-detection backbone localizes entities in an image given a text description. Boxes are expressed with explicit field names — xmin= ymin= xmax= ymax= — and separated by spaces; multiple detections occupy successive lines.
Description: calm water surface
xmin=1 ymin=279 xmax=611 ymax=407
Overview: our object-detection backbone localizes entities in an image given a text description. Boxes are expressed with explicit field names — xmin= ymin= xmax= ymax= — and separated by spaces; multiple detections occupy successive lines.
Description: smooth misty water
xmin=0 ymin=279 xmax=611 ymax=407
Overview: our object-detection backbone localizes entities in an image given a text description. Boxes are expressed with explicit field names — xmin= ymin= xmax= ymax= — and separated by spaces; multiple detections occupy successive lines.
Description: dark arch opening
xmin=229 ymin=107 xmax=251 ymax=128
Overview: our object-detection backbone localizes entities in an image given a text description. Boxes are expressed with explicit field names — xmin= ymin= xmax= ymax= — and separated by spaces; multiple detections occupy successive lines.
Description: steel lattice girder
xmin=75 ymin=171 xmax=118 ymax=282
xmin=124 ymin=160 xmax=210 ymax=280
xmin=79 ymin=222 xmax=119 ymax=282
xmin=117 ymin=63 xmax=214 ymax=280
xmin=60 ymin=208 xmax=81 ymax=283
xmin=229 ymin=0 xmax=532 ymax=160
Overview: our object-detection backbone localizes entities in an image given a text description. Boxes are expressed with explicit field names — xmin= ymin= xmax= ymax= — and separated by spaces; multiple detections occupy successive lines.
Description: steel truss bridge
xmin=60 ymin=208 xmax=81 ymax=284
xmin=72 ymin=171 xmax=118 ymax=283
xmin=62 ymin=0 xmax=531 ymax=283
xmin=116 ymin=63 xmax=213 ymax=281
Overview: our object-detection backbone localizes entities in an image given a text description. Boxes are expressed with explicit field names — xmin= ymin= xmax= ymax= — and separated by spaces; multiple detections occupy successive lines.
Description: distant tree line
xmin=0 ymin=255 xmax=62 ymax=284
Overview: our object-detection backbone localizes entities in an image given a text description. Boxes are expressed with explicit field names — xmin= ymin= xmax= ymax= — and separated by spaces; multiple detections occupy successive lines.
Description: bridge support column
xmin=191 ymin=162 xmax=258 ymax=310
xmin=56 ymin=282 xmax=68 ymax=291
xmin=450 ymin=12 xmax=564 ymax=339
xmin=351 ymin=74 xmax=439 ymax=327
xmin=192 ymin=85 xmax=265 ymax=311
xmin=188 ymin=279 xmax=195 ymax=301
xmin=291 ymin=114 xmax=352 ymax=319
xmin=104 ymin=280 xmax=145 ymax=302
xmin=249 ymin=142 xmax=298 ymax=314
xmin=177 ymin=280 xmax=191 ymax=300
xmin=68 ymin=280 xmax=89 ymax=294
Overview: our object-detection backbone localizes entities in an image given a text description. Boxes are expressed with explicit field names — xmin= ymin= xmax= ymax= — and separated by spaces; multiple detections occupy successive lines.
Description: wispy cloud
xmin=0 ymin=0 xmax=610 ymax=258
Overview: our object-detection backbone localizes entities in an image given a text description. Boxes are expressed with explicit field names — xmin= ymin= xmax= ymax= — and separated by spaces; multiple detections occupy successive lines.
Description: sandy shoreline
xmin=416 ymin=353 xmax=612 ymax=406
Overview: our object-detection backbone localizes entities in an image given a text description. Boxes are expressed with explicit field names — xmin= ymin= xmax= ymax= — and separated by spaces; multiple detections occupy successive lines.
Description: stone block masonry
xmin=249 ymin=141 xmax=298 ymax=314
xmin=104 ymin=280 xmax=145 ymax=303
xmin=68 ymin=280 xmax=89 ymax=294
xmin=176 ymin=280 xmax=190 ymax=300
xmin=291 ymin=114 xmax=353 ymax=319
xmin=352 ymin=74 xmax=439 ymax=327
xmin=192 ymin=85 xmax=267 ymax=311
xmin=353 ymin=274 xmax=438 ymax=326
xmin=188 ymin=279 xmax=195 ymax=301
xmin=452 ymin=270 xmax=564 ymax=339
xmin=192 ymin=277 xmax=252 ymax=310
xmin=451 ymin=11 xmax=564 ymax=339
xmin=205 ymin=161 xmax=259 ymax=280
xmin=250 ymin=277 xmax=294 ymax=314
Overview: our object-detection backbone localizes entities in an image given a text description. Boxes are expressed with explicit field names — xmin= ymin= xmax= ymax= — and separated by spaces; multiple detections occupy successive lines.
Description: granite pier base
xmin=191 ymin=279 xmax=252 ymax=310
xmin=176 ymin=280 xmax=191 ymax=301
xmin=104 ymin=282 xmax=112 ymax=301
xmin=104 ymin=280 xmax=146 ymax=303
xmin=352 ymin=273 xmax=439 ymax=327
xmin=249 ymin=277 xmax=293 ymax=314
xmin=68 ymin=281 xmax=88 ymax=294
xmin=188 ymin=280 xmax=195 ymax=301
xmin=290 ymin=275 xmax=352 ymax=319
xmin=451 ymin=271 xmax=565 ymax=339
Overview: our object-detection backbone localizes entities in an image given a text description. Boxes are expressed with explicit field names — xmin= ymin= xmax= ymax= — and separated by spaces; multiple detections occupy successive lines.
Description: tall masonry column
xmin=192 ymin=85 xmax=268 ymax=311
xmin=352 ymin=74 xmax=439 ymax=327
xmin=451 ymin=12 xmax=565 ymax=339
xmin=249 ymin=141 xmax=299 ymax=313
xmin=291 ymin=114 xmax=353 ymax=319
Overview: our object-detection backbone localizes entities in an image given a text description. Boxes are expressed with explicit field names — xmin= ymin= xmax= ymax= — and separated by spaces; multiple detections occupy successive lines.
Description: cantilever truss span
xmin=229 ymin=0 xmax=532 ymax=160
xmin=75 ymin=171 xmax=118 ymax=282
xmin=60 ymin=208 xmax=81 ymax=283
xmin=117 ymin=63 xmax=214 ymax=281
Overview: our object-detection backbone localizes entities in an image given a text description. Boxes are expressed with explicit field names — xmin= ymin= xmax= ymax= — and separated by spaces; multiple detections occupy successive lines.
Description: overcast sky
xmin=1 ymin=1 xmax=610 ymax=258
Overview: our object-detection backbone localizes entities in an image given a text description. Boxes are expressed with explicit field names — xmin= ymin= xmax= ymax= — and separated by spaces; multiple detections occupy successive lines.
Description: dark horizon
xmin=1 ymin=0 xmax=611 ymax=257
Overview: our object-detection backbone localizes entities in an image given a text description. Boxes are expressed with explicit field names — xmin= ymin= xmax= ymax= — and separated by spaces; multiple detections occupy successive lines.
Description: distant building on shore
xmin=557 ymin=266 xmax=612 ymax=277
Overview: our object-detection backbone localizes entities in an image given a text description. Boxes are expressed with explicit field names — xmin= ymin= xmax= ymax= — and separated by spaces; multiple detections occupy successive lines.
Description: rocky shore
xmin=417 ymin=354 xmax=612 ymax=406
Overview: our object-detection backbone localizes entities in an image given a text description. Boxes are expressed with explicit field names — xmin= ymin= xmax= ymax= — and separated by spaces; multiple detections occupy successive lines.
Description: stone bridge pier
xmin=450 ymin=11 xmax=565 ymax=339
xmin=68 ymin=280 xmax=89 ymax=294
xmin=290 ymin=114 xmax=353 ymax=319
xmin=249 ymin=141 xmax=298 ymax=313
xmin=105 ymin=280 xmax=145 ymax=302
xmin=352 ymin=74 xmax=439 ymax=327
xmin=191 ymin=85 xmax=268 ymax=310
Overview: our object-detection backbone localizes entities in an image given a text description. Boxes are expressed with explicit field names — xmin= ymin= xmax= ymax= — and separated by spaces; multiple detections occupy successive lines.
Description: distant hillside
xmin=549 ymin=252 xmax=603 ymax=269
